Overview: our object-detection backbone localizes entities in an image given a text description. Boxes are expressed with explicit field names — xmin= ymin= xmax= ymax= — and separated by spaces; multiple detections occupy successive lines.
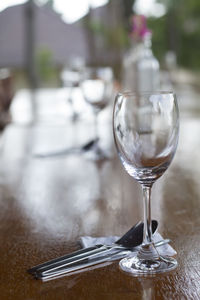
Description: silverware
xmin=38 ymin=239 xmax=170 ymax=281
xmin=28 ymin=220 xmax=158 ymax=276
xmin=40 ymin=250 xmax=131 ymax=281
xmin=28 ymin=244 xmax=111 ymax=275
xmin=41 ymin=251 xmax=130 ymax=282
xmin=33 ymin=138 xmax=99 ymax=158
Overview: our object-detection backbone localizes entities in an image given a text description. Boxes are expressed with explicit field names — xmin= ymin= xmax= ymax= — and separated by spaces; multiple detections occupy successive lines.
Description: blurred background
xmin=0 ymin=1 xmax=199 ymax=99
xmin=1 ymin=0 xmax=200 ymax=80
xmin=0 ymin=0 xmax=200 ymax=137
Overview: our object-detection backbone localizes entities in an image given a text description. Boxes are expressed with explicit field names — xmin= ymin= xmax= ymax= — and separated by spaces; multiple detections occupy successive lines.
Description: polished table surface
xmin=1 ymin=84 xmax=200 ymax=299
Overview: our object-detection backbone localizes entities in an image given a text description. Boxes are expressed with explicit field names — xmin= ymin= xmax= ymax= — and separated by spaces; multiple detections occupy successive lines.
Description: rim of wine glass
xmin=113 ymin=90 xmax=178 ymax=113
xmin=117 ymin=90 xmax=175 ymax=97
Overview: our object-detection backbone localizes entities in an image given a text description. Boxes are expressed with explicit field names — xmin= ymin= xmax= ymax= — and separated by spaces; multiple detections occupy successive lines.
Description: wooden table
xmin=1 ymin=87 xmax=200 ymax=299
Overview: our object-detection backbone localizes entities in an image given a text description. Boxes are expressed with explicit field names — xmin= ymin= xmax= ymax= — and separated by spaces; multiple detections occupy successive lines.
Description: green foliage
xmin=148 ymin=0 xmax=200 ymax=69
xmin=36 ymin=47 xmax=57 ymax=84
xmin=148 ymin=16 xmax=168 ymax=65
xmin=104 ymin=25 xmax=129 ymax=48
xmin=87 ymin=19 xmax=129 ymax=49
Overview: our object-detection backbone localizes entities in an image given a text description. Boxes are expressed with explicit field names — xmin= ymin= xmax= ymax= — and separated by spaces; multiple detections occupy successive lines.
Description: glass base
xmin=119 ymin=255 xmax=177 ymax=276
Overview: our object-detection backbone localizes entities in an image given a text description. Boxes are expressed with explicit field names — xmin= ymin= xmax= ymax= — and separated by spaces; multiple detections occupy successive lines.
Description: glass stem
xmin=142 ymin=185 xmax=153 ymax=245
xmin=94 ymin=111 xmax=99 ymax=140
xmin=137 ymin=184 xmax=159 ymax=262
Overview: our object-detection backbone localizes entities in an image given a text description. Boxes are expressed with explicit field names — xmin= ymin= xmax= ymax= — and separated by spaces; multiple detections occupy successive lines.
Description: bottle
xmin=122 ymin=15 xmax=160 ymax=92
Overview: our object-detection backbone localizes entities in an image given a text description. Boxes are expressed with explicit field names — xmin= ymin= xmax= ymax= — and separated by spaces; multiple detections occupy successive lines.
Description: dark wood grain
xmin=1 ymin=87 xmax=200 ymax=299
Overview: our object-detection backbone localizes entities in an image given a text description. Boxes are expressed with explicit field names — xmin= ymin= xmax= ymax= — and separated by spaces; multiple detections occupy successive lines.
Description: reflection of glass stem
xmin=140 ymin=279 xmax=155 ymax=300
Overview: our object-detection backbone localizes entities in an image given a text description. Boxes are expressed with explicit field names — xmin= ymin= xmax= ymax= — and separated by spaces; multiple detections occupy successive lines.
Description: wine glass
xmin=113 ymin=91 xmax=179 ymax=275
xmin=61 ymin=57 xmax=85 ymax=121
xmin=81 ymin=66 xmax=113 ymax=159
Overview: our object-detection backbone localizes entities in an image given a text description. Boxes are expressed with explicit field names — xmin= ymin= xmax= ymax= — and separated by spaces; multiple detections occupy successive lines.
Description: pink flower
xmin=130 ymin=15 xmax=151 ymax=41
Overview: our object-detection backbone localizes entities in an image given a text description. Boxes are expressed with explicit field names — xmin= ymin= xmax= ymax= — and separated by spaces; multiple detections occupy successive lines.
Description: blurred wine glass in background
xmin=61 ymin=57 xmax=85 ymax=121
xmin=81 ymin=66 xmax=114 ymax=160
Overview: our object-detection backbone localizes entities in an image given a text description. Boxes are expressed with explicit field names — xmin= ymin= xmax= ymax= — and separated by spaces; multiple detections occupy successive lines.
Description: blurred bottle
xmin=122 ymin=15 xmax=160 ymax=92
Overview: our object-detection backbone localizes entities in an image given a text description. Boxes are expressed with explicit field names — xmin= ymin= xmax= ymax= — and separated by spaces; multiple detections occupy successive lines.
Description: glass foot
xmin=119 ymin=255 xmax=177 ymax=276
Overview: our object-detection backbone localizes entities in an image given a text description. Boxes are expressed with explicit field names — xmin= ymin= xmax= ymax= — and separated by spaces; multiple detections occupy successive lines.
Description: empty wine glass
xmin=61 ymin=57 xmax=85 ymax=121
xmin=113 ymin=91 xmax=179 ymax=275
xmin=81 ymin=67 xmax=113 ymax=159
